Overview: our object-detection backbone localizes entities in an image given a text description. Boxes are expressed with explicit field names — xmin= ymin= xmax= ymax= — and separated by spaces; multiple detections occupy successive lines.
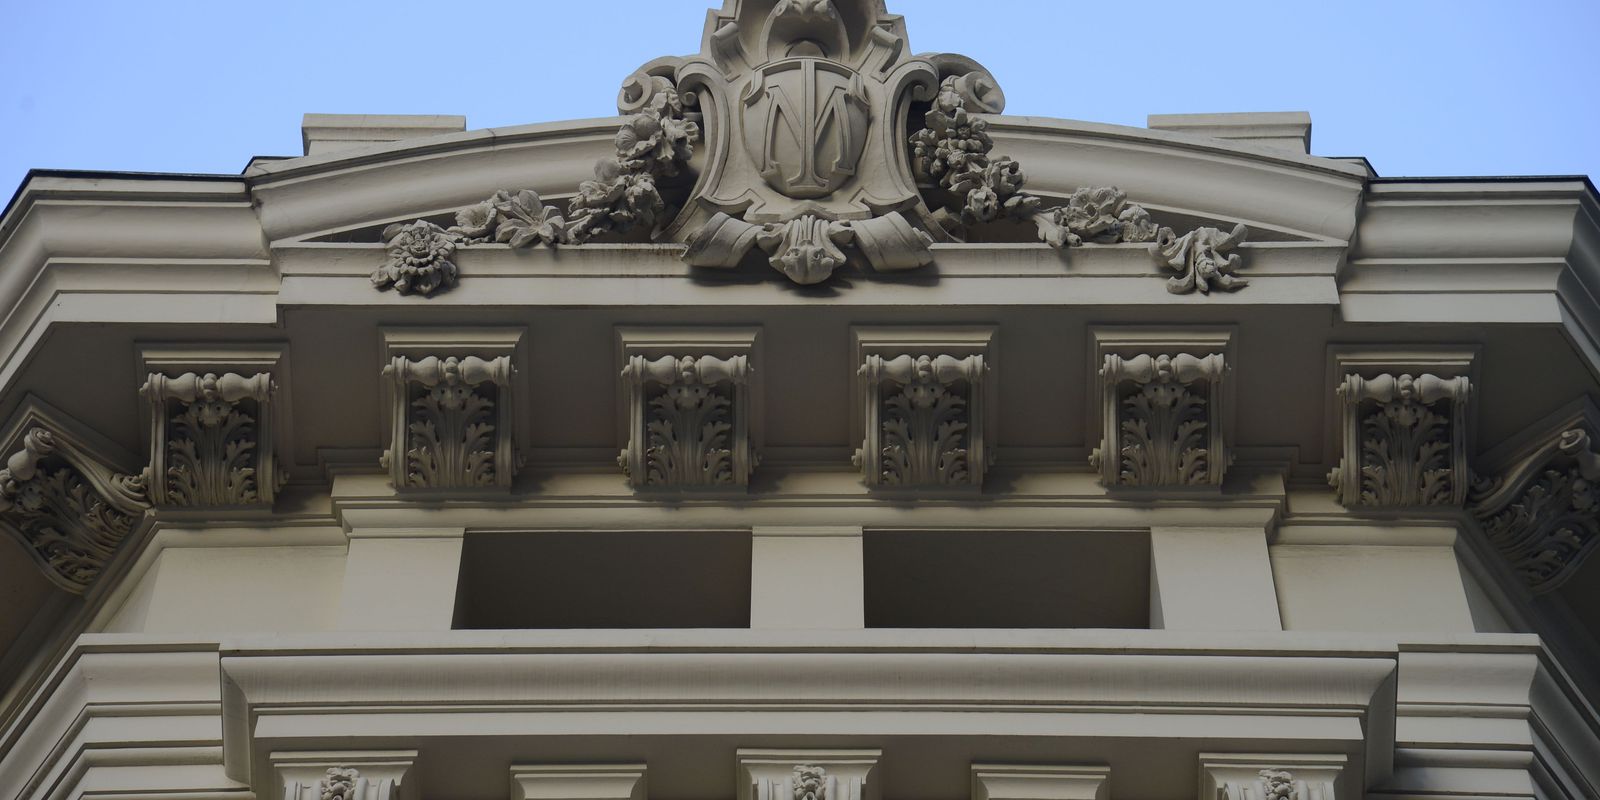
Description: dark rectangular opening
xmin=864 ymin=530 xmax=1150 ymax=629
xmin=456 ymin=531 xmax=752 ymax=629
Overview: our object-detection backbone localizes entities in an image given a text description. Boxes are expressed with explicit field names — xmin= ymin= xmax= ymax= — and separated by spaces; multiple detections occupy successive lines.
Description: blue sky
xmin=2 ymin=0 xmax=1596 ymax=198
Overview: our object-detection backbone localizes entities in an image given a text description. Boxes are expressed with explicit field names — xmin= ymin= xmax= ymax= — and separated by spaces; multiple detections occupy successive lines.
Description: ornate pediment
xmin=362 ymin=0 xmax=1252 ymax=293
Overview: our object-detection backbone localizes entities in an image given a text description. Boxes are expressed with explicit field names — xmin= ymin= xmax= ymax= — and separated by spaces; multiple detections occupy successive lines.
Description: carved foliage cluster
xmin=0 ymin=428 xmax=149 ymax=593
xmin=321 ymin=768 xmax=360 ymax=800
xmin=911 ymin=76 xmax=1038 ymax=230
xmin=1472 ymin=428 xmax=1600 ymax=593
xmin=568 ymin=78 xmax=700 ymax=243
xmin=1092 ymin=353 xmax=1226 ymax=487
xmin=792 ymin=766 xmax=828 ymax=800
xmin=1258 ymin=770 xmax=1297 ymax=800
xmin=373 ymin=220 xmax=459 ymax=296
xmin=1331 ymin=373 xmax=1470 ymax=507
xmin=857 ymin=354 xmax=985 ymax=488
xmin=143 ymin=372 xmax=278 ymax=507
xmin=383 ymin=356 xmax=516 ymax=490
xmin=1154 ymin=223 xmax=1249 ymax=295
xmin=620 ymin=354 xmax=752 ymax=489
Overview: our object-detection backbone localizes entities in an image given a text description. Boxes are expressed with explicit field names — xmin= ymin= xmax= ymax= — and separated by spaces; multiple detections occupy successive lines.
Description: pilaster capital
xmin=511 ymin=764 xmax=647 ymax=800
xmin=1199 ymin=753 xmax=1347 ymax=800
xmin=972 ymin=763 xmax=1110 ymax=800
xmin=273 ymin=750 xmax=417 ymax=800
xmin=738 ymin=750 xmax=881 ymax=800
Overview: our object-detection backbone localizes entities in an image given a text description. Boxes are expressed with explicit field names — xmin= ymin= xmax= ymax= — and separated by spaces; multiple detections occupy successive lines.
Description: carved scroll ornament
xmin=142 ymin=372 xmax=282 ymax=508
xmin=0 ymin=427 xmax=149 ymax=593
xmin=1091 ymin=352 xmax=1229 ymax=488
xmin=381 ymin=355 xmax=518 ymax=490
xmin=619 ymin=354 xmax=755 ymax=489
xmin=855 ymin=353 xmax=987 ymax=489
xmin=1330 ymin=373 xmax=1471 ymax=507
xmin=1471 ymin=428 xmax=1600 ymax=593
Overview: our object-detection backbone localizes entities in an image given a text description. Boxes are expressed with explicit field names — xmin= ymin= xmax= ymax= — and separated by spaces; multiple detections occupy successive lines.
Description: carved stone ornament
xmin=1470 ymin=428 xmax=1600 ymax=593
xmin=854 ymin=353 xmax=988 ymax=489
xmin=0 ymin=427 xmax=150 ymax=593
xmin=739 ymin=750 xmax=879 ymax=800
xmin=382 ymin=0 xmax=1252 ymax=292
xmin=1091 ymin=353 xmax=1229 ymax=488
xmin=1199 ymin=754 xmax=1345 ymax=800
xmin=618 ymin=354 xmax=755 ymax=489
xmin=142 ymin=372 xmax=283 ymax=508
xmin=381 ymin=355 xmax=518 ymax=490
xmin=1153 ymin=222 xmax=1250 ymax=295
xmin=1329 ymin=373 xmax=1471 ymax=507
xmin=274 ymin=751 xmax=415 ymax=800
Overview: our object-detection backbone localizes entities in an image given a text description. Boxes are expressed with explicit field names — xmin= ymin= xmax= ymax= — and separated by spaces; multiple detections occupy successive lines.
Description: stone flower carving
xmin=1033 ymin=187 xmax=1159 ymax=248
xmin=912 ymin=77 xmax=1040 ymax=229
xmin=1330 ymin=372 xmax=1471 ymax=507
xmin=0 ymin=427 xmax=150 ymax=593
xmin=1472 ymin=428 xmax=1600 ymax=593
xmin=567 ymin=78 xmax=699 ymax=244
xmin=374 ymin=220 xmax=458 ymax=296
xmin=1152 ymin=223 xmax=1249 ymax=295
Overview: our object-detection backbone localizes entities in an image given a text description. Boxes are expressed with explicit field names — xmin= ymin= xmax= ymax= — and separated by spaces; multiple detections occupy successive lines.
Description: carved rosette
xmin=1471 ymin=428 xmax=1600 ymax=593
xmin=855 ymin=354 xmax=987 ymax=489
xmin=619 ymin=354 xmax=754 ymax=490
xmin=1330 ymin=373 xmax=1471 ymax=507
xmin=1091 ymin=353 xmax=1229 ymax=488
xmin=0 ymin=427 xmax=150 ymax=593
xmin=142 ymin=372 xmax=281 ymax=508
xmin=381 ymin=355 xmax=517 ymax=491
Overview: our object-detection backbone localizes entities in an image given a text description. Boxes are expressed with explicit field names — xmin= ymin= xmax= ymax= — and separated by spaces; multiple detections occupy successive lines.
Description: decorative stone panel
xmin=1470 ymin=401 xmax=1600 ymax=593
xmin=1330 ymin=373 xmax=1471 ymax=507
xmin=511 ymin=764 xmax=647 ymax=800
xmin=1090 ymin=329 xmax=1233 ymax=489
xmin=616 ymin=327 xmax=762 ymax=491
xmin=738 ymin=750 xmax=881 ymax=800
xmin=136 ymin=343 xmax=292 ymax=506
xmin=380 ymin=328 xmax=524 ymax=492
xmin=852 ymin=327 xmax=995 ymax=491
xmin=274 ymin=750 xmax=416 ymax=800
xmin=141 ymin=372 xmax=280 ymax=507
xmin=1199 ymin=753 xmax=1347 ymax=800
xmin=0 ymin=399 xmax=150 ymax=593
xmin=972 ymin=764 xmax=1110 ymax=800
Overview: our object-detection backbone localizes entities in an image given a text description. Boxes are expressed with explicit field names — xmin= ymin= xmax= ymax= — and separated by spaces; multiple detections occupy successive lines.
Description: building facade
xmin=2 ymin=1 xmax=1599 ymax=798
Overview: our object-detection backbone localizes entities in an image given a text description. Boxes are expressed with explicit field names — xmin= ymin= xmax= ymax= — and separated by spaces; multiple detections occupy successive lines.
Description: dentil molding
xmin=851 ymin=327 xmax=995 ymax=490
xmin=0 ymin=397 xmax=150 ymax=593
xmin=616 ymin=327 xmax=761 ymax=490
xmin=1090 ymin=328 xmax=1234 ymax=489
xmin=380 ymin=328 xmax=525 ymax=491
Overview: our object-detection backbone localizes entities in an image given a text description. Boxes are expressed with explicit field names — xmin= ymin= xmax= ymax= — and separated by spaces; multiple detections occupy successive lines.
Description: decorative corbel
xmin=381 ymin=355 xmax=517 ymax=491
xmin=619 ymin=354 xmax=754 ymax=489
xmin=141 ymin=372 xmax=282 ymax=508
xmin=738 ymin=750 xmax=881 ymax=800
xmin=1199 ymin=754 xmax=1346 ymax=800
xmin=1091 ymin=352 xmax=1229 ymax=488
xmin=274 ymin=751 xmax=416 ymax=800
xmin=1471 ymin=427 xmax=1600 ymax=593
xmin=1329 ymin=372 xmax=1471 ymax=507
xmin=0 ymin=425 xmax=149 ymax=593
xmin=855 ymin=353 xmax=988 ymax=489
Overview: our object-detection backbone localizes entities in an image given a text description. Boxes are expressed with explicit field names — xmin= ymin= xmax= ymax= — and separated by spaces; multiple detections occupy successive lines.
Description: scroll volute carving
xmin=855 ymin=353 xmax=988 ymax=490
xmin=382 ymin=355 xmax=518 ymax=491
xmin=142 ymin=372 xmax=283 ymax=508
xmin=1472 ymin=426 xmax=1600 ymax=593
xmin=0 ymin=424 xmax=149 ymax=593
xmin=619 ymin=354 xmax=755 ymax=490
xmin=1092 ymin=353 xmax=1229 ymax=488
xmin=1330 ymin=372 xmax=1471 ymax=507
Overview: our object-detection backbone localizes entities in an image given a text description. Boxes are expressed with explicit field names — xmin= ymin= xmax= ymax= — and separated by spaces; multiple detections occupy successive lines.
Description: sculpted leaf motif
xmin=1358 ymin=397 xmax=1454 ymax=506
xmin=642 ymin=381 xmax=736 ymax=487
xmin=880 ymin=378 xmax=970 ymax=486
xmin=165 ymin=395 xmax=259 ymax=507
xmin=1116 ymin=382 xmax=1209 ymax=486
xmin=404 ymin=381 xmax=499 ymax=489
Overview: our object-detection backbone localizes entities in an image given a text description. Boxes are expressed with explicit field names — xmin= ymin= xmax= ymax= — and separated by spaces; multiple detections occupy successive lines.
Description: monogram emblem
xmin=740 ymin=58 xmax=870 ymax=200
